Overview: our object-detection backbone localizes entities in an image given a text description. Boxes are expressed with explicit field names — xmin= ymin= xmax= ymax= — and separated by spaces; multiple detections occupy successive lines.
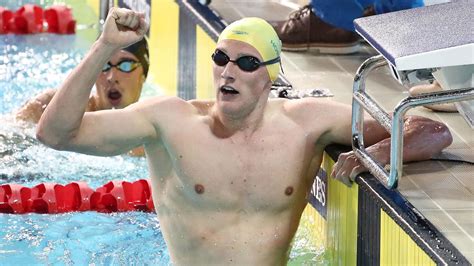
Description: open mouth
xmin=220 ymin=85 xmax=239 ymax=95
xmin=108 ymin=90 xmax=122 ymax=105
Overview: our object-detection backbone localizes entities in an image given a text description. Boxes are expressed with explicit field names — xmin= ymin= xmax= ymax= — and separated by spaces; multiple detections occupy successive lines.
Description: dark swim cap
xmin=123 ymin=37 xmax=150 ymax=78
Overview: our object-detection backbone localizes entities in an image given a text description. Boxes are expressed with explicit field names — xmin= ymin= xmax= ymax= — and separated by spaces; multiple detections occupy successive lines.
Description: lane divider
xmin=0 ymin=4 xmax=75 ymax=34
xmin=0 ymin=179 xmax=154 ymax=214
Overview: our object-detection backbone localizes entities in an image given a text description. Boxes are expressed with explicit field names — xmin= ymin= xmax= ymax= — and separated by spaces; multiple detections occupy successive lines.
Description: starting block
xmin=351 ymin=1 xmax=474 ymax=188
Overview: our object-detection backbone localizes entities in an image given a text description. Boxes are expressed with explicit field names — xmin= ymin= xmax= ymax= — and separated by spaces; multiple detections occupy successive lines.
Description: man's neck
xmin=211 ymin=100 xmax=268 ymax=140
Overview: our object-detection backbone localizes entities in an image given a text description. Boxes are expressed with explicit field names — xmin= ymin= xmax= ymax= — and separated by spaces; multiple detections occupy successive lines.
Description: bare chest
xmin=161 ymin=126 xmax=315 ymax=211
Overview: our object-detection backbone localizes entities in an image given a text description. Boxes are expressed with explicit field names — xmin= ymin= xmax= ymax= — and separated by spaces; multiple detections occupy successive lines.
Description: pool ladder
xmin=351 ymin=55 xmax=474 ymax=189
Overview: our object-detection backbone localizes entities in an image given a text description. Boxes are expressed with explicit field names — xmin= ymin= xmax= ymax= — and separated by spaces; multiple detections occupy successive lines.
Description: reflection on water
xmin=0 ymin=34 xmax=86 ymax=115
xmin=289 ymin=215 xmax=328 ymax=265
xmin=0 ymin=212 xmax=170 ymax=265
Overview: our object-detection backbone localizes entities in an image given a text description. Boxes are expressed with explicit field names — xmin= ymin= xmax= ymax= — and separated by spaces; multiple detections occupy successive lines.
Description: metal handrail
xmin=351 ymin=56 xmax=391 ymax=185
xmin=351 ymin=55 xmax=474 ymax=189
xmin=388 ymin=88 xmax=474 ymax=188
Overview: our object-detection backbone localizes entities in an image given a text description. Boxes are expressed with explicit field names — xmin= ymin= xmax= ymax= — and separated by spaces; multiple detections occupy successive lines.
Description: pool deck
xmin=209 ymin=0 xmax=473 ymax=262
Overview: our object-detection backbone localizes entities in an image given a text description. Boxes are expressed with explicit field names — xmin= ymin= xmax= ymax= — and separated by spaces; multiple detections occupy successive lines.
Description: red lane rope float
xmin=44 ymin=5 xmax=76 ymax=34
xmin=8 ymin=4 xmax=43 ymax=34
xmin=0 ymin=179 xmax=154 ymax=214
xmin=0 ymin=4 xmax=75 ymax=34
xmin=0 ymin=7 xmax=13 ymax=34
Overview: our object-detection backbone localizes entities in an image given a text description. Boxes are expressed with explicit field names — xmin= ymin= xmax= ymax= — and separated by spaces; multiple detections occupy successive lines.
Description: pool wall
xmin=323 ymin=145 xmax=468 ymax=265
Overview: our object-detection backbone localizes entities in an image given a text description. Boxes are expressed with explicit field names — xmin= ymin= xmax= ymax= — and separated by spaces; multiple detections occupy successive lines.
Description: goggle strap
xmin=259 ymin=56 xmax=281 ymax=66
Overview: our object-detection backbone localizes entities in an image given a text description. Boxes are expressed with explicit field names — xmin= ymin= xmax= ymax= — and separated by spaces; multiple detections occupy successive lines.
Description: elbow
xmin=404 ymin=116 xmax=453 ymax=158
xmin=421 ymin=116 xmax=453 ymax=149
xmin=426 ymin=122 xmax=452 ymax=159
xmin=36 ymin=124 xmax=68 ymax=150
xmin=35 ymin=125 xmax=55 ymax=148
xmin=436 ymin=122 xmax=453 ymax=149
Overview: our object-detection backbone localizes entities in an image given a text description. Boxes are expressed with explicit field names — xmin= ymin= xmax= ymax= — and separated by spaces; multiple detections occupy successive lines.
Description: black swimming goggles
xmin=211 ymin=49 xmax=280 ymax=72
xmin=102 ymin=59 xmax=141 ymax=73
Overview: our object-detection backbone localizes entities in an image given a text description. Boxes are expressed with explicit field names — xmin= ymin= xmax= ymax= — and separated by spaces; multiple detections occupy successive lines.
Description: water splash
xmin=0 ymin=116 xmax=149 ymax=188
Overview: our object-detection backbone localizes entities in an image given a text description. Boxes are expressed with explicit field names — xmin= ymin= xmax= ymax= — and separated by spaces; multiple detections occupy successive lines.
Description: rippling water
xmin=0 ymin=117 xmax=150 ymax=188
xmin=0 ymin=35 xmax=85 ymax=114
xmin=0 ymin=212 xmax=170 ymax=265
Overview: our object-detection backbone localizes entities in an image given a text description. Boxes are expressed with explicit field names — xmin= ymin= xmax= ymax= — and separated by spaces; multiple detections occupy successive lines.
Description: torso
xmin=144 ymin=98 xmax=328 ymax=265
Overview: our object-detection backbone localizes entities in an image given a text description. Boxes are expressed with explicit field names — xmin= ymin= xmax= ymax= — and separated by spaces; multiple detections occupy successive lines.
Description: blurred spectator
xmin=272 ymin=0 xmax=423 ymax=53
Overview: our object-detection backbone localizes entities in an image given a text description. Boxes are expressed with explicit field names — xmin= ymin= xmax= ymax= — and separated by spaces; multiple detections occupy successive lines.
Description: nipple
xmin=195 ymin=184 xmax=205 ymax=194
xmin=285 ymin=186 xmax=294 ymax=196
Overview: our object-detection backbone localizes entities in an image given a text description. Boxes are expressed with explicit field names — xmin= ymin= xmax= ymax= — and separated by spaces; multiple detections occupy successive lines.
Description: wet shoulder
xmin=274 ymin=97 xmax=335 ymax=122
xmin=128 ymin=96 xmax=198 ymax=125
xmin=134 ymin=96 xmax=193 ymax=112
xmin=276 ymin=97 xmax=350 ymax=139
xmin=188 ymin=99 xmax=215 ymax=116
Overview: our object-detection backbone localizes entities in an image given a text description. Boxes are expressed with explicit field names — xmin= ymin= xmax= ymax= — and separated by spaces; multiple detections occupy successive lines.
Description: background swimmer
xmin=15 ymin=37 xmax=149 ymax=123
xmin=16 ymin=37 xmax=149 ymax=156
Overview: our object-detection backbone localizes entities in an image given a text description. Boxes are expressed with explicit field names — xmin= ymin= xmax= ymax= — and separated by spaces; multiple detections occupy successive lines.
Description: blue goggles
xmin=102 ymin=59 xmax=141 ymax=73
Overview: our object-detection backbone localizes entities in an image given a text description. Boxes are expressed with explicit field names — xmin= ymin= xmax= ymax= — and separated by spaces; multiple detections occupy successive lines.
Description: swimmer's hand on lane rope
xmin=100 ymin=7 xmax=149 ymax=50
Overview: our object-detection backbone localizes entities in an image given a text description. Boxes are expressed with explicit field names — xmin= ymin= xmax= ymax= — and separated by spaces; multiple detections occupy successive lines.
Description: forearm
xmin=367 ymin=116 xmax=453 ymax=165
xmin=332 ymin=116 xmax=452 ymax=186
xmin=37 ymin=41 xmax=117 ymax=148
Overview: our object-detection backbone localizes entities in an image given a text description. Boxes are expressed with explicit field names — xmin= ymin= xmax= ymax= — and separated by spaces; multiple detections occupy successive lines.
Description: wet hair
xmin=123 ymin=37 xmax=150 ymax=78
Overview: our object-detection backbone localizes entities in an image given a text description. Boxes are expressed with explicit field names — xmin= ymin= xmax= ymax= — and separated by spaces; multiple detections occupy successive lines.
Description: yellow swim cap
xmin=218 ymin=17 xmax=282 ymax=82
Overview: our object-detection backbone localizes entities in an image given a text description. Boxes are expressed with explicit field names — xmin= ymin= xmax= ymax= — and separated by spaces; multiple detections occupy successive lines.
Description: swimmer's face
xmin=213 ymin=39 xmax=272 ymax=115
xmin=95 ymin=50 xmax=145 ymax=110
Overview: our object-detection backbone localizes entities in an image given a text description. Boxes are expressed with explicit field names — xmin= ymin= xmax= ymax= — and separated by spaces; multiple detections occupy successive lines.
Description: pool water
xmin=0 ymin=18 xmax=170 ymax=264
xmin=1 ymin=212 xmax=169 ymax=265
xmin=0 ymin=2 xmax=325 ymax=264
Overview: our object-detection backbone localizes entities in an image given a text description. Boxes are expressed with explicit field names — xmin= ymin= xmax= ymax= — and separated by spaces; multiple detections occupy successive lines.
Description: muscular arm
xmin=36 ymin=8 xmax=153 ymax=156
xmin=37 ymin=39 xmax=116 ymax=148
xmin=288 ymin=98 xmax=452 ymax=186
xmin=332 ymin=115 xmax=452 ymax=186
xmin=287 ymin=98 xmax=390 ymax=147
